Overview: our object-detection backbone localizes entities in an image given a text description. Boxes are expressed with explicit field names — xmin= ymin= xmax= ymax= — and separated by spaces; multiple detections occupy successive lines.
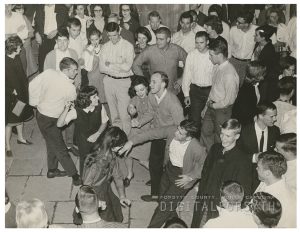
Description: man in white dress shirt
xmin=145 ymin=11 xmax=168 ymax=45
xmin=229 ymin=9 xmax=257 ymax=86
xmin=182 ymin=31 xmax=214 ymax=126
xmin=29 ymin=57 xmax=81 ymax=186
xmin=99 ymin=22 xmax=135 ymax=135
xmin=255 ymin=151 xmax=296 ymax=228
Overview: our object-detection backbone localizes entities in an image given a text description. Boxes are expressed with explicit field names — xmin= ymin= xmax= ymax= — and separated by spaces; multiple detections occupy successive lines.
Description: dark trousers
xmin=38 ymin=35 xmax=56 ymax=72
xmin=36 ymin=111 xmax=77 ymax=176
xmin=149 ymin=139 xmax=166 ymax=196
xmin=148 ymin=162 xmax=189 ymax=228
xmin=189 ymin=84 xmax=211 ymax=126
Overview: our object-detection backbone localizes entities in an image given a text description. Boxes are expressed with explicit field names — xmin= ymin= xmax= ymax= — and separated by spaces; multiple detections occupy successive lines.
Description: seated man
xmin=255 ymin=151 xmax=296 ymax=227
xmin=251 ymin=192 xmax=282 ymax=228
xmin=16 ymin=199 xmax=48 ymax=228
xmin=204 ymin=181 xmax=256 ymax=228
xmin=76 ymin=185 xmax=126 ymax=228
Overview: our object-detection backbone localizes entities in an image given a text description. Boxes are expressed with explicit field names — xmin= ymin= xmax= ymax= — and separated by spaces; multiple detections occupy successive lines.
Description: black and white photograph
xmin=3 ymin=1 xmax=297 ymax=228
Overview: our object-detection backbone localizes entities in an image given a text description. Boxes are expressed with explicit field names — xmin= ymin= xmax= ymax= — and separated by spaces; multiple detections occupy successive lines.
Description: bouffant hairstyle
xmin=128 ymin=75 xmax=150 ymax=98
xmin=75 ymin=86 xmax=98 ymax=109
xmin=5 ymin=35 xmax=23 ymax=55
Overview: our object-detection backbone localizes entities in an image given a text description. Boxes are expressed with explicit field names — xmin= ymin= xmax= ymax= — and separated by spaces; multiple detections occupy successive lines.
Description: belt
xmin=103 ymin=73 xmax=130 ymax=79
xmin=232 ymin=56 xmax=251 ymax=62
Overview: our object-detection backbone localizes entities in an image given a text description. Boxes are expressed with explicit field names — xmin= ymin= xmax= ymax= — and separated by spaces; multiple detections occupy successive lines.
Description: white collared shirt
xmin=182 ymin=49 xmax=214 ymax=96
xmin=29 ymin=69 xmax=76 ymax=118
xmin=44 ymin=5 xmax=57 ymax=35
xmin=69 ymin=35 xmax=88 ymax=58
xmin=154 ymin=89 xmax=167 ymax=104
xmin=254 ymin=121 xmax=268 ymax=152
xmin=171 ymin=30 xmax=196 ymax=53
xmin=255 ymin=179 xmax=296 ymax=228
xmin=56 ymin=49 xmax=71 ymax=71
xmin=229 ymin=24 xmax=257 ymax=60
xmin=169 ymin=139 xmax=191 ymax=168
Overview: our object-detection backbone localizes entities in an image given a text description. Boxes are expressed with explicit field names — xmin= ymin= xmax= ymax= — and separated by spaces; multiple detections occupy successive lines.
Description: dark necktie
xmin=259 ymin=131 xmax=264 ymax=152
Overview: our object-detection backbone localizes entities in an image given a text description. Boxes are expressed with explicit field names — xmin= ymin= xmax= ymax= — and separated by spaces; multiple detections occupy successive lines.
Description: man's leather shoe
xmin=141 ymin=195 xmax=158 ymax=202
xmin=47 ymin=169 xmax=67 ymax=178
xmin=145 ymin=180 xmax=151 ymax=186
xmin=68 ymin=146 xmax=80 ymax=157
xmin=17 ymin=139 xmax=33 ymax=145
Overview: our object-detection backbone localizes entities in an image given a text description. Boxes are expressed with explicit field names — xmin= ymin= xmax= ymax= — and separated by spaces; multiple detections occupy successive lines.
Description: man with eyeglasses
xmin=120 ymin=119 xmax=207 ymax=228
xmin=229 ymin=9 xmax=258 ymax=86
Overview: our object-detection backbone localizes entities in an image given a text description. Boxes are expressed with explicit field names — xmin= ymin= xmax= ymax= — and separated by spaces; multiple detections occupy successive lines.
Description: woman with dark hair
xmin=232 ymin=61 xmax=266 ymax=125
xmin=87 ymin=4 xmax=110 ymax=34
xmin=124 ymin=76 xmax=153 ymax=187
xmin=57 ymin=86 xmax=108 ymax=176
xmin=5 ymin=36 xmax=34 ymax=157
xmin=252 ymin=24 xmax=279 ymax=102
xmin=208 ymin=4 xmax=230 ymax=42
xmin=134 ymin=26 xmax=152 ymax=80
xmin=82 ymin=127 xmax=131 ymax=222
xmin=203 ymin=15 xmax=227 ymax=44
xmin=119 ymin=4 xmax=140 ymax=35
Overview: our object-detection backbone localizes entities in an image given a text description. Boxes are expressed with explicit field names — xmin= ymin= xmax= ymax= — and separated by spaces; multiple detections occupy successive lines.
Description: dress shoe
xmin=145 ymin=180 xmax=151 ymax=186
xmin=17 ymin=139 xmax=33 ymax=145
xmin=6 ymin=150 xmax=13 ymax=157
xmin=68 ymin=146 xmax=80 ymax=157
xmin=72 ymin=174 xmax=82 ymax=186
xmin=141 ymin=195 xmax=158 ymax=202
xmin=123 ymin=174 xmax=134 ymax=188
xmin=47 ymin=169 xmax=67 ymax=178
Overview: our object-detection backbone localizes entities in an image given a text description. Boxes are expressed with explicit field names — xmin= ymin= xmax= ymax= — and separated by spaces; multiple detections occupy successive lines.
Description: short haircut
xmin=208 ymin=4 xmax=224 ymax=20
xmin=59 ymin=57 xmax=78 ymax=71
xmin=276 ymin=133 xmax=296 ymax=156
xmin=179 ymin=120 xmax=199 ymax=138
xmin=155 ymin=27 xmax=171 ymax=39
xmin=221 ymin=118 xmax=241 ymax=135
xmin=5 ymin=35 xmax=23 ymax=55
xmin=135 ymin=26 xmax=152 ymax=42
xmin=255 ymin=102 xmax=277 ymax=117
xmin=68 ymin=17 xmax=81 ymax=29
xmin=148 ymin=10 xmax=161 ymax=20
xmin=245 ymin=61 xmax=266 ymax=83
xmin=277 ymin=76 xmax=295 ymax=95
xmin=106 ymin=22 xmax=120 ymax=33
xmin=220 ymin=181 xmax=244 ymax=205
xmin=236 ymin=8 xmax=254 ymax=24
xmin=256 ymin=25 xmax=275 ymax=41
xmin=88 ymin=29 xmax=101 ymax=40
xmin=279 ymin=56 xmax=296 ymax=72
xmin=128 ymin=75 xmax=150 ymax=98
xmin=257 ymin=151 xmax=287 ymax=178
xmin=251 ymin=192 xmax=282 ymax=228
xmin=163 ymin=217 xmax=188 ymax=228
xmin=152 ymin=71 xmax=169 ymax=88
xmin=209 ymin=37 xmax=228 ymax=57
xmin=77 ymin=185 xmax=98 ymax=214
xmin=180 ymin=11 xmax=193 ymax=23
xmin=16 ymin=199 xmax=48 ymax=228
xmin=55 ymin=28 xmax=69 ymax=40
xmin=75 ymin=86 xmax=98 ymax=109
xmin=204 ymin=15 xmax=223 ymax=34
xmin=195 ymin=31 xmax=209 ymax=41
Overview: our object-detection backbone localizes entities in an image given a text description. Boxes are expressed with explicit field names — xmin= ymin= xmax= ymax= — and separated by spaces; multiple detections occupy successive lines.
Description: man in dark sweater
xmin=191 ymin=119 xmax=252 ymax=228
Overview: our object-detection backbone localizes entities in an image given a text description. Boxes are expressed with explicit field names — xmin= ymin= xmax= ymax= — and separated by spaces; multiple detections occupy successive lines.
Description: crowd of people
xmin=5 ymin=3 xmax=296 ymax=228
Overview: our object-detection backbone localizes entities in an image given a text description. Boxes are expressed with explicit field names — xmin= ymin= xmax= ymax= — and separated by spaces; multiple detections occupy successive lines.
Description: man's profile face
xmin=260 ymin=109 xmax=277 ymax=127
xmin=156 ymin=33 xmax=170 ymax=49
xmin=66 ymin=64 xmax=78 ymax=80
xmin=56 ymin=36 xmax=69 ymax=52
xmin=150 ymin=73 xmax=164 ymax=94
xmin=220 ymin=128 xmax=239 ymax=149
xmin=209 ymin=50 xmax=220 ymax=65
